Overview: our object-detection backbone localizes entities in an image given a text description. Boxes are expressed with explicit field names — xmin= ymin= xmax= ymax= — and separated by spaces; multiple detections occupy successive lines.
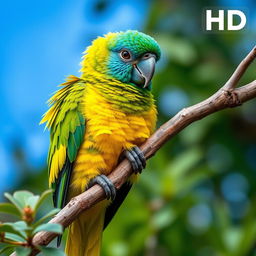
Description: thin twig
xmin=224 ymin=46 xmax=256 ymax=89
xmin=10 ymin=46 xmax=256 ymax=256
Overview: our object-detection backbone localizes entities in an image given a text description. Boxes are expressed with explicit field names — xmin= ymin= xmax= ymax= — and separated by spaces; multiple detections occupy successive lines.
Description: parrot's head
xmin=81 ymin=30 xmax=161 ymax=89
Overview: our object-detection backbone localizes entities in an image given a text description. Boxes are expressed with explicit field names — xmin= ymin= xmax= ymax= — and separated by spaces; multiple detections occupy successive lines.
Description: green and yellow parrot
xmin=41 ymin=30 xmax=161 ymax=256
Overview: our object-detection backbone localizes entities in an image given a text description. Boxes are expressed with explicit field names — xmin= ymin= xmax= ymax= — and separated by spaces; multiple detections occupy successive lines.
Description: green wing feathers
xmin=41 ymin=75 xmax=86 ymax=208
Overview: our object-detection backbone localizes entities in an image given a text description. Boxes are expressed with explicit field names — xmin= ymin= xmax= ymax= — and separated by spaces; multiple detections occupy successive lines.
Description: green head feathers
xmin=107 ymin=30 xmax=161 ymax=61
xmin=81 ymin=30 xmax=161 ymax=89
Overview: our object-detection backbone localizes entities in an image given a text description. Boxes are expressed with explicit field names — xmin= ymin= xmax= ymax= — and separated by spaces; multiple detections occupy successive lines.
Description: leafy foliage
xmin=0 ymin=190 xmax=64 ymax=256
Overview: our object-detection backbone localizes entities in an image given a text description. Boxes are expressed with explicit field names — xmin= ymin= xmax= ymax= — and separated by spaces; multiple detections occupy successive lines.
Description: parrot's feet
xmin=88 ymin=175 xmax=116 ymax=201
xmin=125 ymin=146 xmax=146 ymax=174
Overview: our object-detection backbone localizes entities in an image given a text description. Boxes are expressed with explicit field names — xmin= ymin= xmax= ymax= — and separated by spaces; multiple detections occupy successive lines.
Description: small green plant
xmin=0 ymin=190 xmax=65 ymax=255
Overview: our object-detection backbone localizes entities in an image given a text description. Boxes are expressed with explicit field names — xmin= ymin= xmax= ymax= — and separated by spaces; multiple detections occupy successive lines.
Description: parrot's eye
xmin=120 ymin=50 xmax=132 ymax=61
xmin=144 ymin=53 xmax=150 ymax=58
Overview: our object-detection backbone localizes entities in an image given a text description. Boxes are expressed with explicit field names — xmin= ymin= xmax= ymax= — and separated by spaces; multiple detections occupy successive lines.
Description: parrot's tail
xmin=65 ymin=201 xmax=107 ymax=256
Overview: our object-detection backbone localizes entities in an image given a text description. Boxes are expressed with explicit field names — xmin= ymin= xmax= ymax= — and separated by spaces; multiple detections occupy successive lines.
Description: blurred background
xmin=1 ymin=0 xmax=256 ymax=255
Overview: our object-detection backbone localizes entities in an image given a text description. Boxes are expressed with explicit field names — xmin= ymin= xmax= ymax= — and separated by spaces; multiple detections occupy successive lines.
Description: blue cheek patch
xmin=107 ymin=52 xmax=132 ymax=83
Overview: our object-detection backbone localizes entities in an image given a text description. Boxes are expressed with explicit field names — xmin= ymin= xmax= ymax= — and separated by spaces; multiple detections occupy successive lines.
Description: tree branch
xmin=11 ymin=46 xmax=256 ymax=256
xmin=223 ymin=47 xmax=256 ymax=89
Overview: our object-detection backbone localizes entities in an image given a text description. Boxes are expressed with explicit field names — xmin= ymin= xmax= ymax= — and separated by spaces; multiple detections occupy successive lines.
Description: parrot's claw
xmin=125 ymin=146 xmax=146 ymax=174
xmin=88 ymin=175 xmax=116 ymax=201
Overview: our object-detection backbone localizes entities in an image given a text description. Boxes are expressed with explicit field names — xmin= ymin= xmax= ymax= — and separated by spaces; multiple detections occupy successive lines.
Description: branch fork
xmin=221 ymin=89 xmax=242 ymax=107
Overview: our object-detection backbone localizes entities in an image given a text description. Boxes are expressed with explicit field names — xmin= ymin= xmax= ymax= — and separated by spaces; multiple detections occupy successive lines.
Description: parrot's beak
xmin=131 ymin=54 xmax=156 ymax=88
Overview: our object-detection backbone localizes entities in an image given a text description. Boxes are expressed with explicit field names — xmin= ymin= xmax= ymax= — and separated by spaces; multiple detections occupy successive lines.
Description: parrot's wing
xmin=41 ymin=75 xmax=86 ymax=209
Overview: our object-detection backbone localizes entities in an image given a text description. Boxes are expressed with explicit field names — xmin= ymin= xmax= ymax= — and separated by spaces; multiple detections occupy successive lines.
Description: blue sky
xmin=0 ymin=0 xmax=150 ymax=194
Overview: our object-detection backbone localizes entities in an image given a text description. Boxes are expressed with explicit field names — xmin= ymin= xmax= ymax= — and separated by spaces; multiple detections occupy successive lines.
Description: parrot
xmin=41 ymin=30 xmax=161 ymax=256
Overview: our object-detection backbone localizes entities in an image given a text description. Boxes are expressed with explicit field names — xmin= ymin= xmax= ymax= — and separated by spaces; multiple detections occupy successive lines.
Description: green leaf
xmin=223 ymin=227 xmax=242 ymax=252
xmin=33 ymin=209 xmax=60 ymax=228
xmin=156 ymin=35 xmax=196 ymax=65
xmin=167 ymin=148 xmax=202 ymax=178
xmin=0 ymin=223 xmax=18 ymax=233
xmin=5 ymin=232 xmax=27 ymax=242
xmin=33 ymin=223 xmax=63 ymax=235
xmin=15 ymin=247 xmax=32 ymax=256
xmin=13 ymin=191 xmax=34 ymax=208
xmin=11 ymin=221 xmax=30 ymax=232
xmin=0 ymin=202 xmax=21 ymax=217
xmin=0 ymin=245 xmax=16 ymax=255
xmin=4 ymin=193 xmax=23 ymax=213
xmin=26 ymin=195 xmax=40 ymax=210
xmin=0 ymin=223 xmax=27 ymax=239
xmin=152 ymin=207 xmax=176 ymax=230
xmin=39 ymin=246 xmax=66 ymax=256
xmin=34 ymin=189 xmax=53 ymax=212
